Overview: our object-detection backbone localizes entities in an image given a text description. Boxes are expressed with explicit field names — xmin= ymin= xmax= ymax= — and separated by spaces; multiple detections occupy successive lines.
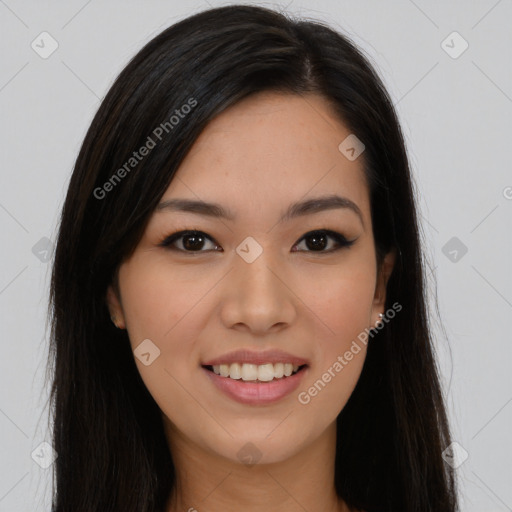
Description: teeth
xmin=210 ymin=362 xmax=302 ymax=381
xmin=241 ymin=363 xmax=259 ymax=381
xmin=229 ymin=363 xmax=241 ymax=379
xmin=257 ymin=363 xmax=274 ymax=382
xmin=219 ymin=364 xmax=230 ymax=377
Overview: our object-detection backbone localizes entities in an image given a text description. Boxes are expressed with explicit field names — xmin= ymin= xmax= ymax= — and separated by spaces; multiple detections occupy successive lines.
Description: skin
xmin=107 ymin=91 xmax=395 ymax=512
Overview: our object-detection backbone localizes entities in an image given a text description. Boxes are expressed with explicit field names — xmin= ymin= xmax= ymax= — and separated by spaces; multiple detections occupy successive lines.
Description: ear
xmin=371 ymin=248 xmax=396 ymax=326
xmin=106 ymin=284 xmax=126 ymax=329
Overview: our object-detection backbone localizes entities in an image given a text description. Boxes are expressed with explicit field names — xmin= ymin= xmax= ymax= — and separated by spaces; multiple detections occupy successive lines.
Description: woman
xmin=47 ymin=4 xmax=458 ymax=511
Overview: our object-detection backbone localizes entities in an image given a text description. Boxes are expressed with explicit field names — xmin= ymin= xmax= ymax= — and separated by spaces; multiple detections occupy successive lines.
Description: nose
xmin=219 ymin=251 xmax=297 ymax=335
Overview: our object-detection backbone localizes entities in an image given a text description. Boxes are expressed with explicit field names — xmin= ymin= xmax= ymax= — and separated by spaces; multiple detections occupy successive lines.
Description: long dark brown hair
xmin=46 ymin=4 xmax=458 ymax=511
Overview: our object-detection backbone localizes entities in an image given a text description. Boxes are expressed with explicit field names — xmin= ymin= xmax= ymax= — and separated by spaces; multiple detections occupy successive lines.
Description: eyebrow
xmin=156 ymin=194 xmax=364 ymax=227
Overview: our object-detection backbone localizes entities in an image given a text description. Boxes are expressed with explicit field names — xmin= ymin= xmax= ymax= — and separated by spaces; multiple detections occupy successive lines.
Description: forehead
xmin=163 ymin=92 xmax=370 ymax=226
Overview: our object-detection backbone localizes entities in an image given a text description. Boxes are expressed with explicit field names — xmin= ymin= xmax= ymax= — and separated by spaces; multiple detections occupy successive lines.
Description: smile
xmin=202 ymin=364 xmax=308 ymax=405
xmin=204 ymin=362 xmax=305 ymax=382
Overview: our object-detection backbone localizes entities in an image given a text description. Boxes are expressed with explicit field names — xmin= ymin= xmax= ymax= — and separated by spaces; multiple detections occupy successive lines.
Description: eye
xmin=292 ymin=229 xmax=356 ymax=253
xmin=159 ymin=228 xmax=356 ymax=254
xmin=159 ymin=230 xmax=221 ymax=253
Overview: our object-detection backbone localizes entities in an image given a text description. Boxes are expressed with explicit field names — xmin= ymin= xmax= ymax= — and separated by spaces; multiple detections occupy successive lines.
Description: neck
xmin=164 ymin=420 xmax=348 ymax=512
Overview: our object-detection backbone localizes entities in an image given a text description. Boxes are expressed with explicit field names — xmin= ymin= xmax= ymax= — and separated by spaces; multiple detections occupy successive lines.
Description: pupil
xmin=184 ymin=233 xmax=204 ymax=251
xmin=306 ymin=232 xmax=327 ymax=251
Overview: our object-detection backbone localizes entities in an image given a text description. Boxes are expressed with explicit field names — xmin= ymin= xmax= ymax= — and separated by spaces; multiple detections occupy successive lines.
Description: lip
xmin=202 ymin=365 xmax=308 ymax=405
xmin=202 ymin=349 xmax=309 ymax=366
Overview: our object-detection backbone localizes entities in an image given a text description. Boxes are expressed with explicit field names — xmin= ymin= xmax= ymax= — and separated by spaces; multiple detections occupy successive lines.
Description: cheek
xmin=297 ymin=304 xmax=369 ymax=425
xmin=117 ymin=260 xmax=211 ymax=409
xmin=293 ymin=264 xmax=374 ymax=416
xmin=325 ymin=284 xmax=373 ymax=332
xmin=118 ymin=257 xmax=212 ymax=344
xmin=295 ymin=261 xmax=376 ymax=345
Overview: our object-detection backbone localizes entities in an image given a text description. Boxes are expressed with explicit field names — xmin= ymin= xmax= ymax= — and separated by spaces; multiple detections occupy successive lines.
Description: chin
xmin=208 ymin=428 xmax=311 ymax=467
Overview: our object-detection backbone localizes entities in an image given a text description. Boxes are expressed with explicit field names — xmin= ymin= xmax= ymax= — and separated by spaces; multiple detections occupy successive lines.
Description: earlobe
xmin=106 ymin=284 xmax=126 ymax=329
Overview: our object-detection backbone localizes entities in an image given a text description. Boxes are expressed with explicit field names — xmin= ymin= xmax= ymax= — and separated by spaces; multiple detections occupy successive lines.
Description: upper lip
xmin=202 ymin=349 xmax=309 ymax=367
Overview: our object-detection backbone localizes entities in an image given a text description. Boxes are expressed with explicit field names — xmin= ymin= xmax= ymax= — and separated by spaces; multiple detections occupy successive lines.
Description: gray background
xmin=1 ymin=0 xmax=511 ymax=510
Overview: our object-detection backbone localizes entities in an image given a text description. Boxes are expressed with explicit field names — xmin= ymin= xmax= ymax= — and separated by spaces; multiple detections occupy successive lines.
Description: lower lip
xmin=202 ymin=366 xmax=308 ymax=405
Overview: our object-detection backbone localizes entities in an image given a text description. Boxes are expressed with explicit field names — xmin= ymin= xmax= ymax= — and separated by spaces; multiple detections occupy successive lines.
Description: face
xmin=107 ymin=91 xmax=394 ymax=466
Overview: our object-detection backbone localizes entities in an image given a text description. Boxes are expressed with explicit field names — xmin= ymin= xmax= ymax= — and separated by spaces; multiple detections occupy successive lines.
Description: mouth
xmin=201 ymin=349 xmax=310 ymax=404
xmin=202 ymin=363 xmax=308 ymax=382
xmin=201 ymin=362 xmax=309 ymax=405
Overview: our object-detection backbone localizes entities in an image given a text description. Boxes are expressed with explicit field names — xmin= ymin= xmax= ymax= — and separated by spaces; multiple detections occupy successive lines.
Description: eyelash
xmin=158 ymin=228 xmax=356 ymax=254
